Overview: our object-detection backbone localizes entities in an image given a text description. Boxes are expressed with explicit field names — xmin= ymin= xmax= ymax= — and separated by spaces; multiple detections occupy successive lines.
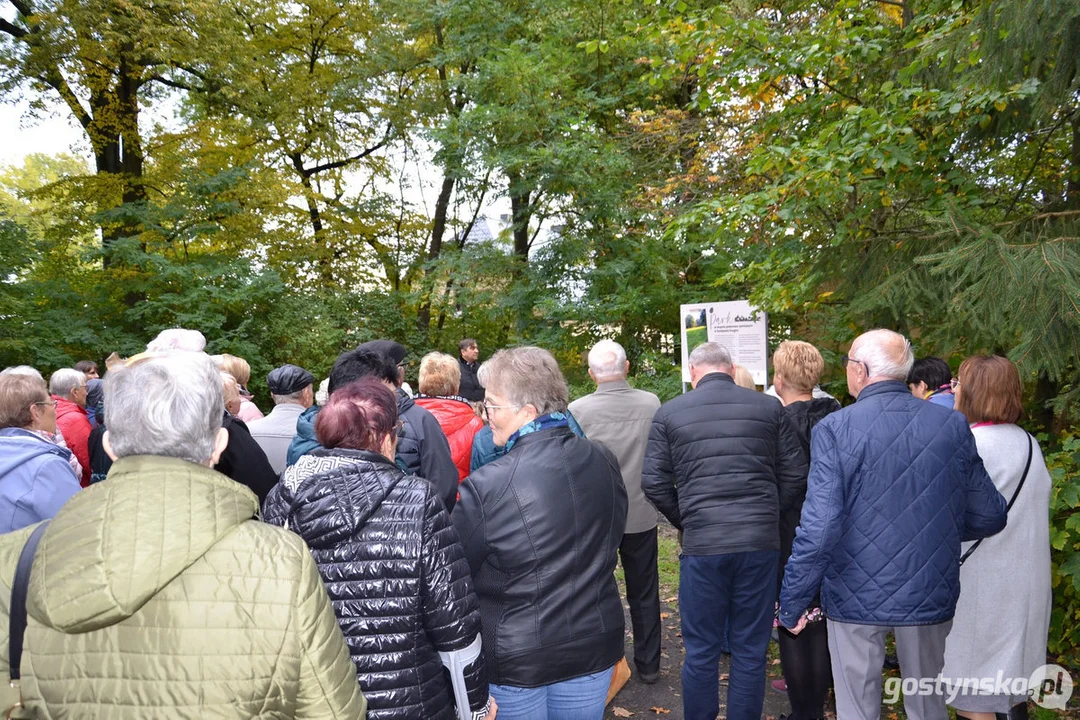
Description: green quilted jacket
xmin=0 ymin=455 xmax=367 ymax=719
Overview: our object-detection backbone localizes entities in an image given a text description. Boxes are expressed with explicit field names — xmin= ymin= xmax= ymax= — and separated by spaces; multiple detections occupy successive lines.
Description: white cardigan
xmin=942 ymin=423 xmax=1052 ymax=705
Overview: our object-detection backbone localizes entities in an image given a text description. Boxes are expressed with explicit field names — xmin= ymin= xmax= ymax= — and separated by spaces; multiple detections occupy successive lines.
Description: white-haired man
xmin=569 ymin=339 xmax=663 ymax=684
xmin=643 ymin=341 xmax=807 ymax=720
xmin=49 ymin=368 xmax=91 ymax=486
xmin=0 ymin=352 xmax=366 ymax=717
xmin=779 ymin=329 xmax=1007 ymax=720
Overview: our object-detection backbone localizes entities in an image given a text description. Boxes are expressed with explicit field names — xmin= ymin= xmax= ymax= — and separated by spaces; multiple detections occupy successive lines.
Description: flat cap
xmin=356 ymin=340 xmax=408 ymax=365
xmin=267 ymin=364 xmax=315 ymax=395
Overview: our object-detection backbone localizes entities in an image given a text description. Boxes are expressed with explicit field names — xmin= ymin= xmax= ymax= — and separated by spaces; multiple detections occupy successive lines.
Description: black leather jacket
xmin=452 ymin=427 xmax=628 ymax=688
xmin=263 ymin=448 xmax=488 ymax=720
xmin=642 ymin=372 xmax=809 ymax=556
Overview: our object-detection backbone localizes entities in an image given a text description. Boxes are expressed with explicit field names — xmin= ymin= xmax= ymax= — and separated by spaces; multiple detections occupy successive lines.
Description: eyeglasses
xmin=841 ymin=355 xmax=869 ymax=374
xmin=32 ymin=400 xmax=58 ymax=409
xmin=395 ymin=420 xmax=406 ymax=437
xmin=950 ymin=378 xmax=960 ymax=390
xmin=482 ymin=400 xmax=519 ymax=417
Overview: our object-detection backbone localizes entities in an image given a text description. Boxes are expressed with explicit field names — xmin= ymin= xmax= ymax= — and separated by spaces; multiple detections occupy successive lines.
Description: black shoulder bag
xmin=959 ymin=434 xmax=1033 ymax=566
xmin=4 ymin=521 xmax=50 ymax=718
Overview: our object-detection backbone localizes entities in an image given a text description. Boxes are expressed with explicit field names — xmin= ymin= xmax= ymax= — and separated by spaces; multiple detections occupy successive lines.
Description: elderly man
xmin=49 ymin=368 xmax=92 ymax=486
xmin=779 ymin=329 xmax=1007 ymax=720
xmin=569 ymin=339 xmax=663 ymax=684
xmin=457 ymin=339 xmax=483 ymax=402
xmin=0 ymin=352 xmax=366 ymax=717
xmin=249 ymin=364 xmax=316 ymax=474
xmin=643 ymin=342 xmax=807 ymax=720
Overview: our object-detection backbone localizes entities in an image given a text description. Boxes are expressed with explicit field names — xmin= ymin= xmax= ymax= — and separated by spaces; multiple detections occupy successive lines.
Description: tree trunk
xmin=508 ymin=179 xmax=532 ymax=259
xmin=417 ymin=174 xmax=456 ymax=335
xmin=92 ymin=52 xmax=146 ymax=304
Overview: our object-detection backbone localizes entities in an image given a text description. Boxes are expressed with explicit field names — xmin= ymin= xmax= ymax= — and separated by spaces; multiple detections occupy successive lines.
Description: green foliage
xmin=1042 ymin=434 xmax=1080 ymax=667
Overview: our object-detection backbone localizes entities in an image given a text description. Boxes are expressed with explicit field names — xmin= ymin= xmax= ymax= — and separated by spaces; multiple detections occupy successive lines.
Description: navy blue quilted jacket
xmin=778 ymin=380 xmax=1007 ymax=628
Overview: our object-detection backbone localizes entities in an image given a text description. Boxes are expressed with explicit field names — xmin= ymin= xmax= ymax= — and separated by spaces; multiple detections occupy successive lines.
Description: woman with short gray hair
xmin=0 ymin=373 xmax=80 ymax=532
xmin=49 ymin=368 xmax=92 ymax=485
xmin=452 ymin=346 xmax=628 ymax=719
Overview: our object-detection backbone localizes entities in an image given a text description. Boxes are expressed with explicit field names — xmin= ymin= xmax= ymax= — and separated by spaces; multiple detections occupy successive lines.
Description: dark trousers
xmin=680 ymin=550 xmax=779 ymax=720
xmin=621 ymin=528 xmax=662 ymax=675
xmin=778 ymin=620 xmax=831 ymax=720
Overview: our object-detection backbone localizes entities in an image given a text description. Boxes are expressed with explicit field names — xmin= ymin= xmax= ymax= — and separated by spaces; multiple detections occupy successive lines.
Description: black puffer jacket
xmin=263 ymin=448 xmax=488 ymax=720
xmin=778 ymin=397 xmax=842 ymax=572
xmin=397 ymin=390 xmax=459 ymax=512
xmin=452 ymin=427 xmax=628 ymax=688
xmin=642 ymin=372 xmax=809 ymax=556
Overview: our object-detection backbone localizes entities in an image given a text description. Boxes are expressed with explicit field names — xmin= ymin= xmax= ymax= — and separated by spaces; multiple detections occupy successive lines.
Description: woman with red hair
xmin=263 ymin=377 xmax=494 ymax=720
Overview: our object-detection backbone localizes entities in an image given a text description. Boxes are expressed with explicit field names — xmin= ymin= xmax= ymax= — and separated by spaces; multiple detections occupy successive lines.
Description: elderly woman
xmin=453 ymin=347 xmax=627 ymax=720
xmin=263 ymin=377 xmax=493 ymax=720
xmin=942 ymin=356 xmax=1051 ymax=720
xmin=415 ymin=352 xmax=484 ymax=481
xmin=213 ymin=372 xmax=277 ymax=503
xmin=0 ymin=352 xmax=365 ymax=717
xmin=49 ymin=368 xmax=92 ymax=486
xmin=217 ymin=353 xmax=264 ymax=422
xmin=0 ymin=374 xmax=81 ymax=532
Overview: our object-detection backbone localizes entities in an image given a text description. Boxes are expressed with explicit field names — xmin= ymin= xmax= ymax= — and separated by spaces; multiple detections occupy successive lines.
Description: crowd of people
xmin=0 ymin=327 xmax=1053 ymax=720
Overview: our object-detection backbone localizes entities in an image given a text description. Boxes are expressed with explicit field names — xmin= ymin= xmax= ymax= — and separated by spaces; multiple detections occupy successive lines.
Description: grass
xmin=685 ymin=325 xmax=708 ymax=355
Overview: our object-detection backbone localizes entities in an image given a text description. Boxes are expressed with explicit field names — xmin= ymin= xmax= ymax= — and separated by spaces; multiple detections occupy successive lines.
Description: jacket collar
xmin=594 ymin=379 xmax=632 ymax=394
xmin=856 ymin=379 xmax=910 ymax=401
xmin=695 ymin=372 xmax=735 ymax=389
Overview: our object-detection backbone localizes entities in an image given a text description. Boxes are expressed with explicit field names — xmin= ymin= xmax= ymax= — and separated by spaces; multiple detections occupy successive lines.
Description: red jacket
xmin=414 ymin=397 xmax=483 ymax=482
xmin=53 ymin=395 xmax=92 ymax=486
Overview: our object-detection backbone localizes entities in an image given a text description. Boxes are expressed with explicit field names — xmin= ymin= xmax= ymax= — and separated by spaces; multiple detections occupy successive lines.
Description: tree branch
xmin=0 ymin=17 xmax=28 ymax=38
xmin=145 ymin=74 xmax=196 ymax=92
xmin=9 ymin=0 xmax=33 ymax=18
xmin=42 ymin=69 xmax=93 ymax=130
xmin=1005 ymin=109 xmax=1077 ymax=220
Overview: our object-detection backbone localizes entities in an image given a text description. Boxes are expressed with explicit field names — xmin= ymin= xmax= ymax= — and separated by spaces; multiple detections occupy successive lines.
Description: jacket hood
xmin=295 ymin=404 xmax=319 ymax=443
xmin=278 ymin=449 xmax=404 ymax=548
xmin=0 ymin=428 xmax=72 ymax=475
xmin=396 ymin=388 xmax=415 ymax=413
xmin=416 ymin=396 xmax=478 ymax=435
xmin=27 ymin=455 xmax=258 ymax=634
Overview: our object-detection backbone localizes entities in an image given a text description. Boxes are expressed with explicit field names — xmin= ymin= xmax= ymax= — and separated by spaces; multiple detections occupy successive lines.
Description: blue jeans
xmin=490 ymin=666 xmax=614 ymax=720
xmin=680 ymin=550 xmax=779 ymax=720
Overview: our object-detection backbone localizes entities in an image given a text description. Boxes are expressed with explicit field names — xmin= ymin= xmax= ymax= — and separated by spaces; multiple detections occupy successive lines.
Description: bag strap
xmin=9 ymin=521 xmax=50 ymax=684
xmin=960 ymin=434 xmax=1033 ymax=566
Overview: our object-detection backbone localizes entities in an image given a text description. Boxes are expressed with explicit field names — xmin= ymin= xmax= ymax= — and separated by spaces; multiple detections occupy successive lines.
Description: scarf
xmin=504 ymin=412 xmax=570 ymax=453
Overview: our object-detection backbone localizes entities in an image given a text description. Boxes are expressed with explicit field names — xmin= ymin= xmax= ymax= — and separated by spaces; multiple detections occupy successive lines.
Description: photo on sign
xmin=683 ymin=306 xmax=710 ymax=355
